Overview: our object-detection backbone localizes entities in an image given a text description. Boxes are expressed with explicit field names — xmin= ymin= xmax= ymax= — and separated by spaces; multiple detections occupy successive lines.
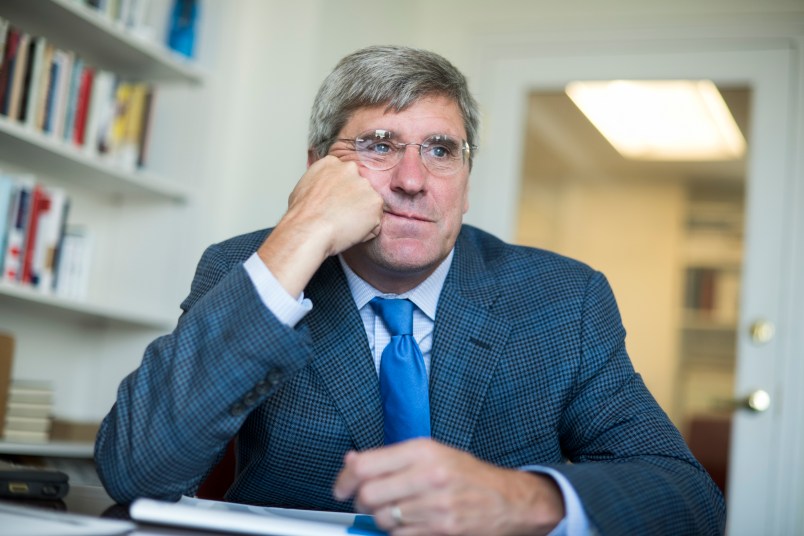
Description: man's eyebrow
xmin=360 ymin=130 xmax=465 ymax=141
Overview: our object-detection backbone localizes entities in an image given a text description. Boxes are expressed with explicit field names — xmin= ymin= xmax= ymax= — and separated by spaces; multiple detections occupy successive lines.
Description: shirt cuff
xmin=519 ymin=465 xmax=591 ymax=536
xmin=243 ymin=252 xmax=312 ymax=327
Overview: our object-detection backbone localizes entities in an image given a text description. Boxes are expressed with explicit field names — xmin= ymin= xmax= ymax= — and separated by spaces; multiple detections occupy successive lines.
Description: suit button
xmin=243 ymin=391 xmax=258 ymax=406
xmin=230 ymin=402 xmax=245 ymax=416
xmin=266 ymin=369 xmax=282 ymax=386
xmin=254 ymin=380 xmax=270 ymax=395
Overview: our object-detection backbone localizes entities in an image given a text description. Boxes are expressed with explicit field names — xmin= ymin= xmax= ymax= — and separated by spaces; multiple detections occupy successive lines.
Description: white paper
xmin=129 ymin=496 xmax=386 ymax=536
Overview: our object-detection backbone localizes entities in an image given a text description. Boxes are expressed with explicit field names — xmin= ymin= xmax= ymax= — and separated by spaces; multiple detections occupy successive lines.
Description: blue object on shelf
xmin=168 ymin=0 xmax=199 ymax=58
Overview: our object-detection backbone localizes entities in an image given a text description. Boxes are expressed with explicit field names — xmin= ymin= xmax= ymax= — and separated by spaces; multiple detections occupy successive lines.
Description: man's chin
xmin=348 ymin=239 xmax=441 ymax=274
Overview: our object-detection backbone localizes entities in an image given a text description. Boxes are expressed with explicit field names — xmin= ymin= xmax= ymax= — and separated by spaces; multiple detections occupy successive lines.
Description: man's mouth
xmin=384 ymin=209 xmax=433 ymax=222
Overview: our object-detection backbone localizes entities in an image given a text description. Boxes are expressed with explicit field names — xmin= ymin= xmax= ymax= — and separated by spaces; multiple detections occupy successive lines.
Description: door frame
xmin=468 ymin=32 xmax=802 ymax=534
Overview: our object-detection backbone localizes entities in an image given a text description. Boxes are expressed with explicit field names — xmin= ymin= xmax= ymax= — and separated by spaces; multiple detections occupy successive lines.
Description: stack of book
xmin=3 ymin=380 xmax=53 ymax=444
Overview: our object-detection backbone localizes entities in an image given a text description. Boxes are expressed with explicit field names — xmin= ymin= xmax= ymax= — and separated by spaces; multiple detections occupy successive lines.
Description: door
xmin=473 ymin=43 xmax=798 ymax=534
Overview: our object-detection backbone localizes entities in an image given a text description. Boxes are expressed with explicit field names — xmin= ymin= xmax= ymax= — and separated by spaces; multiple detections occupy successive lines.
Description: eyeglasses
xmin=336 ymin=130 xmax=476 ymax=176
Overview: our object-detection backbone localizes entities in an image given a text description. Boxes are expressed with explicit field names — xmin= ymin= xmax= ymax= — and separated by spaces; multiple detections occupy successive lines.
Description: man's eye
xmin=427 ymin=144 xmax=457 ymax=159
xmin=368 ymin=142 xmax=393 ymax=155
xmin=430 ymin=146 xmax=449 ymax=158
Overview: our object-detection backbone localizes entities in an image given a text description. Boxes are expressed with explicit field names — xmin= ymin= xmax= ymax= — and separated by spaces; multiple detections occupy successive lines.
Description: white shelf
xmin=0 ymin=0 xmax=204 ymax=85
xmin=0 ymin=116 xmax=190 ymax=203
xmin=0 ymin=439 xmax=94 ymax=458
xmin=0 ymin=282 xmax=174 ymax=330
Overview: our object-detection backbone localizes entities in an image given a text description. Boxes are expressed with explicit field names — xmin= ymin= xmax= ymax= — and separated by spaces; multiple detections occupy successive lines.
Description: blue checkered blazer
xmin=95 ymin=225 xmax=725 ymax=534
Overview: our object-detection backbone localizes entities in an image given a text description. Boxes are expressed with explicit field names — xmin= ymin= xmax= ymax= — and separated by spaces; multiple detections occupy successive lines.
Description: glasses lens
xmin=354 ymin=131 xmax=397 ymax=170
xmin=420 ymin=135 xmax=465 ymax=175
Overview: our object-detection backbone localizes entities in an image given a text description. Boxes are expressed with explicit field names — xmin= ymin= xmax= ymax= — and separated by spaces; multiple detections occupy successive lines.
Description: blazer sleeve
xmin=94 ymin=242 xmax=313 ymax=504
xmin=549 ymin=271 xmax=726 ymax=535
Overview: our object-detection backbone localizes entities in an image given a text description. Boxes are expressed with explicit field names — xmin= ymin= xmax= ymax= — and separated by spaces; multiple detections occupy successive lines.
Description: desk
xmin=62 ymin=484 xmax=118 ymax=516
xmin=4 ymin=485 xmax=376 ymax=535
xmin=1 ymin=485 xmax=232 ymax=535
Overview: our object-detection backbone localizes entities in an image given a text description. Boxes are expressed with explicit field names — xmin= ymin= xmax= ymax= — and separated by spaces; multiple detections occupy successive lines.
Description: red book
xmin=21 ymin=185 xmax=51 ymax=285
xmin=0 ymin=28 xmax=22 ymax=115
xmin=73 ymin=66 xmax=94 ymax=146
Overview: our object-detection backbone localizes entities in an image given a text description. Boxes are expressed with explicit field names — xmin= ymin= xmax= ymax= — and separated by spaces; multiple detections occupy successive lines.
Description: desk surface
xmin=1 ymin=485 xmax=223 ymax=535
xmin=63 ymin=484 xmax=118 ymax=515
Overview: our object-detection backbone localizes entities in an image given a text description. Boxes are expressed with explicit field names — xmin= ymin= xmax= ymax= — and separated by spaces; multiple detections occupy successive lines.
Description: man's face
xmin=328 ymin=95 xmax=470 ymax=290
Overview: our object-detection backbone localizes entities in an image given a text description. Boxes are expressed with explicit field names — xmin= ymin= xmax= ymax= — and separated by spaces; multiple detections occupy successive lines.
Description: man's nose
xmin=390 ymin=145 xmax=428 ymax=194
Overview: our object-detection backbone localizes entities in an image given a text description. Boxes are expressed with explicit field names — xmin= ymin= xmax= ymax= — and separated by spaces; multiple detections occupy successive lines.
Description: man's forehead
xmin=341 ymin=97 xmax=467 ymax=139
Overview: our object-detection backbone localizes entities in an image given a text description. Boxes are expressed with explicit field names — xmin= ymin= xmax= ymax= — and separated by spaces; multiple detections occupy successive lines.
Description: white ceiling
xmin=521 ymin=86 xmax=750 ymax=187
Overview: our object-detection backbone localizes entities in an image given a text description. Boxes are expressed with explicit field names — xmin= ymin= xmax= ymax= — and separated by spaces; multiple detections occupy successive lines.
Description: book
xmin=72 ymin=65 xmax=94 ymax=146
xmin=17 ymin=36 xmax=39 ymax=125
xmin=83 ymin=69 xmax=115 ymax=156
xmin=0 ymin=333 xmax=13 ymax=438
xmin=35 ymin=43 xmax=55 ymax=131
xmin=2 ymin=176 xmax=35 ymax=282
xmin=20 ymin=36 xmax=46 ymax=128
xmin=5 ymin=416 xmax=51 ymax=434
xmin=0 ymin=174 xmax=16 ymax=270
xmin=20 ymin=184 xmax=49 ymax=285
xmin=6 ymin=402 xmax=51 ymax=420
xmin=130 ymin=496 xmax=386 ymax=536
xmin=7 ymin=380 xmax=53 ymax=406
xmin=120 ymin=82 xmax=148 ymax=169
xmin=31 ymin=186 xmax=68 ymax=291
xmin=137 ymin=86 xmax=155 ymax=167
xmin=2 ymin=429 xmax=49 ymax=443
xmin=105 ymin=80 xmax=131 ymax=158
xmin=6 ymin=31 xmax=30 ymax=121
xmin=61 ymin=56 xmax=83 ymax=143
xmin=50 ymin=50 xmax=74 ymax=138
xmin=0 ymin=19 xmax=9 ymax=74
xmin=48 ymin=196 xmax=71 ymax=293
xmin=55 ymin=225 xmax=93 ymax=300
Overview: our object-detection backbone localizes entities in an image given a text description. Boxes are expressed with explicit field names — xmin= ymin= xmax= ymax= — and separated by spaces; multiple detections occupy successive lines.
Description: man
xmin=95 ymin=45 xmax=725 ymax=535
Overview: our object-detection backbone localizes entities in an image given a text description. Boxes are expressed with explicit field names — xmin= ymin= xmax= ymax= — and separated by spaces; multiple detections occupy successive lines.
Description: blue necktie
xmin=370 ymin=297 xmax=431 ymax=444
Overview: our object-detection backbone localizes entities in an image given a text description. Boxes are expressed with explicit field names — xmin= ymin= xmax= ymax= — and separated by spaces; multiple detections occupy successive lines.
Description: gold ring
xmin=390 ymin=505 xmax=404 ymax=526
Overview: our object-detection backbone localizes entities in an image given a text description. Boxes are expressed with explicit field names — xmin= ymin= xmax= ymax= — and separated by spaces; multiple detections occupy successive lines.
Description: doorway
xmin=515 ymin=85 xmax=749 ymax=497
xmin=472 ymin=43 xmax=798 ymax=534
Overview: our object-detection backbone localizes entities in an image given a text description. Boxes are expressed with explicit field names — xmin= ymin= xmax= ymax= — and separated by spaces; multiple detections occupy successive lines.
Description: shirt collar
xmin=337 ymin=249 xmax=454 ymax=322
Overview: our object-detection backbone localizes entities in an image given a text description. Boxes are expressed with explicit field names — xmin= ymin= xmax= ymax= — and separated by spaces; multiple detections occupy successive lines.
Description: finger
xmin=375 ymin=503 xmax=439 ymax=536
xmin=333 ymin=440 xmax=429 ymax=500
xmin=351 ymin=468 xmax=424 ymax=514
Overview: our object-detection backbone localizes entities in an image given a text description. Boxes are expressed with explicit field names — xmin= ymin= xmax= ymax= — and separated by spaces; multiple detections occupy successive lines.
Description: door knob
xmin=740 ymin=389 xmax=771 ymax=413
xmin=749 ymin=319 xmax=775 ymax=344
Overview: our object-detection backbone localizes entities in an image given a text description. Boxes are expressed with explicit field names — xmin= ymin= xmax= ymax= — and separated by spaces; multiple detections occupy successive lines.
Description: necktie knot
xmin=370 ymin=297 xmax=413 ymax=336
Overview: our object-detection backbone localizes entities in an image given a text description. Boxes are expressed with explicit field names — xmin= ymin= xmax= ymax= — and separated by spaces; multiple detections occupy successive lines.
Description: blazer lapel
xmin=303 ymin=257 xmax=384 ymax=451
xmin=430 ymin=233 xmax=512 ymax=451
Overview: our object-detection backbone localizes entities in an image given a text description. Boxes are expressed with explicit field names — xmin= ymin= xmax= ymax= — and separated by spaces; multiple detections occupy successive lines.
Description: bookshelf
xmin=0 ymin=281 xmax=174 ymax=329
xmin=0 ymin=115 xmax=190 ymax=202
xmin=675 ymin=184 xmax=743 ymax=424
xmin=0 ymin=0 xmax=203 ymax=84
xmin=0 ymin=438 xmax=93 ymax=458
xmin=0 ymin=0 xmax=202 ymax=454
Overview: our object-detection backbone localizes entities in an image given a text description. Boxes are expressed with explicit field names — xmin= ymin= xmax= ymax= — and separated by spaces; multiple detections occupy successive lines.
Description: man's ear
xmin=307 ymin=149 xmax=317 ymax=169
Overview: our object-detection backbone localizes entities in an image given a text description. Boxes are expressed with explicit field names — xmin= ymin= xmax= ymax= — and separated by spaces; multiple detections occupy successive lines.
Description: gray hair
xmin=308 ymin=45 xmax=480 ymax=162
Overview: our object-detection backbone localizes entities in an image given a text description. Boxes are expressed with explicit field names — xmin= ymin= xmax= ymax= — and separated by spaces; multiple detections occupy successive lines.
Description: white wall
xmin=29 ymin=0 xmax=804 ymax=420
xmin=517 ymin=178 xmax=684 ymax=417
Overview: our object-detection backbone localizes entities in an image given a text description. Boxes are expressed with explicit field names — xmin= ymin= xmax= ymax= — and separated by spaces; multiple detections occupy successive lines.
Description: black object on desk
xmin=0 ymin=460 xmax=69 ymax=500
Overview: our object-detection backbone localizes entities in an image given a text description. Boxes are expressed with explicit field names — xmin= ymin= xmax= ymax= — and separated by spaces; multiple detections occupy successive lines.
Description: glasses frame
xmin=335 ymin=129 xmax=477 ymax=176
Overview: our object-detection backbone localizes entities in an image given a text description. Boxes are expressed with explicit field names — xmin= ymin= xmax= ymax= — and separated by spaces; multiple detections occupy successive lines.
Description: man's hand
xmin=333 ymin=439 xmax=565 ymax=536
xmin=257 ymin=156 xmax=383 ymax=297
